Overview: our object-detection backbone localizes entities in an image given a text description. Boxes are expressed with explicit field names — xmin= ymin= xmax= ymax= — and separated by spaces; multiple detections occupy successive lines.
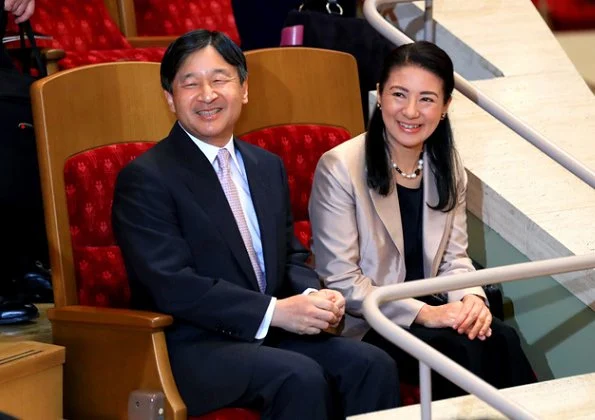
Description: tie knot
xmin=217 ymin=148 xmax=232 ymax=173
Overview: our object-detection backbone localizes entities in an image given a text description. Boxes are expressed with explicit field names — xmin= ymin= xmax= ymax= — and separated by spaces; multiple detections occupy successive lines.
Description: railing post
xmin=419 ymin=362 xmax=432 ymax=420
xmin=424 ymin=0 xmax=435 ymax=42
xmin=362 ymin=254 xmax=595 ymax=419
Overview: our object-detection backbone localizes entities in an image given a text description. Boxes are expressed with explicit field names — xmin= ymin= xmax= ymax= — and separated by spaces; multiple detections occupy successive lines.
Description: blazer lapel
xmin=422 ymin=152 xmax=451 ymax=278
xmin=235 ymin=140 xmax=277 ymax=293
xmin=369 ymin=180 xmax=405 ymax=258
xmin=168 ymin=125 xmax=260 ymax=290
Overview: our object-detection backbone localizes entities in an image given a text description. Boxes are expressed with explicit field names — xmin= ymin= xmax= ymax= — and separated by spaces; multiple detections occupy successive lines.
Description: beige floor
xmin=418 ymin=0 xmax=595 ymax=308
xmin=349 ymin=372 xmax=595 ymax=419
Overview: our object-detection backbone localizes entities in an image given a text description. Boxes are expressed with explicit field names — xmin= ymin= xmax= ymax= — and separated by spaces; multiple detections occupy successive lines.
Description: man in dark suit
xmin=112 ymin=29 xmax=399 ymax=419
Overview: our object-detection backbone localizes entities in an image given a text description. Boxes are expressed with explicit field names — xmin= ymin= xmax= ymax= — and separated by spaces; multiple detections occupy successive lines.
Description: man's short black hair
xmin=160 ymin=29 xmax=247 ymax=93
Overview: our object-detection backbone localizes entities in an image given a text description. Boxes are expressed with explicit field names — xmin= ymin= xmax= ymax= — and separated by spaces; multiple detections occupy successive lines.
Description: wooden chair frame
xmin=31 ymin=62 xmax=183 ymax=419
xmin=237 ymin=47 xmax=364 ymax=137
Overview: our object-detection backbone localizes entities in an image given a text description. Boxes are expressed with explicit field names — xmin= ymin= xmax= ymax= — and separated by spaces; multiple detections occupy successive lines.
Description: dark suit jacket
xmin=112 ymin=123 xmax=320 ymax=345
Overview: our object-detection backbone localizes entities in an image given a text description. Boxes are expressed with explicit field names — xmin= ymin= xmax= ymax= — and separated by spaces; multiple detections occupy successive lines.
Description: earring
xmin=441 ymin=112 xmax=446 ymax=120
xmin=377 ymin=103 xmax=382 ymax=109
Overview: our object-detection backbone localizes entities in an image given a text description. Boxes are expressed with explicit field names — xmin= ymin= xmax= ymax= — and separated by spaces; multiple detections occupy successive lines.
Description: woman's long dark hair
xmin=366 ymin=41 xmax=458 ymax=212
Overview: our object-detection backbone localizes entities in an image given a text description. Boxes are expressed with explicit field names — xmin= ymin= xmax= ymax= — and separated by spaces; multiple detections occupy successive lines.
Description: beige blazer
xmin=309 ymin=133 xmax=485 ymax=338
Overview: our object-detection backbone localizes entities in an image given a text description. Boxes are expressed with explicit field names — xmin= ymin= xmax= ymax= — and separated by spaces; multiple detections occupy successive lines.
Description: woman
xmin=309 ymin=41 xmax=535 ymax=399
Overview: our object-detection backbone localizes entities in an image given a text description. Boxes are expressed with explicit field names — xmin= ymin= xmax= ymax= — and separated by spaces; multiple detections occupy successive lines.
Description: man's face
xmin=164 ymin=45 xmax=248 ymax=147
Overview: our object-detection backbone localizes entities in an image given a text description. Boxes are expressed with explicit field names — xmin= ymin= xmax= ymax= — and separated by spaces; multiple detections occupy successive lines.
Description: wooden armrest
xmin=48 ymin=305 xmax=173 ymax=329
xmin=41 ymin=48 xmax=65 ymax=75
xmin=41 ymin=48 xmax=65 ymax=61
xmin=126 ymin=36 xmax=177 ymax=48
xmin=49 ymin=305 xmax=185 ymax=419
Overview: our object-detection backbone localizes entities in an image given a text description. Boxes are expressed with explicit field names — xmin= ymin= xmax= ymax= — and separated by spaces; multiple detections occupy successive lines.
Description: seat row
xmin=5 ymin=0 xmax=239 ymax=74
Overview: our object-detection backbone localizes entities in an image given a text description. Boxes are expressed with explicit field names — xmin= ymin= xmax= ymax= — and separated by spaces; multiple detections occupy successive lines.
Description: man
xmin=112 ymin=30 xmax=399 ymax=419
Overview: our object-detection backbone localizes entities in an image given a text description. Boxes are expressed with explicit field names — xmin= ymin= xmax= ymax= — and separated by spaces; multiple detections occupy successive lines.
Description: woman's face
xmin=377 ymin=64 xmax=451 ymax=151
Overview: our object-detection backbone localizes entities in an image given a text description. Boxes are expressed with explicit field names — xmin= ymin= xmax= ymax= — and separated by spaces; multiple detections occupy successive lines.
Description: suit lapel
xmin=422 ymin=152 xmax=450 ymax=278
xmin=168 ymin=125 xmax=260 ymax=290
xmin=369 ymin=179 xmax=405 ymax=258
xmin=235 ymin=140 xmax=277 ymax=293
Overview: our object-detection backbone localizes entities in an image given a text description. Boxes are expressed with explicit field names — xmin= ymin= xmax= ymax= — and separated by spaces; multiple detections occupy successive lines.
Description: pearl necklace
xmin=391 ymin=155 xmax=424 ymax=179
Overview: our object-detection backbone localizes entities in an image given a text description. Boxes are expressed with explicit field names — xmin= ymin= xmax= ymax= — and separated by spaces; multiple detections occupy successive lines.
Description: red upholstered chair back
xmin=64 ymin=142 xmax=155 ymax=308
xmin=19 ymin=0 xmax=131 ymax=51
xmin=241 ymin=125 xmax=351 ymax=248
xmin=31 ymin=62 xmax=175 ymax=308
xmin=234 ymin=47 xmax=364 ymax=250
xmin=5 ymin=0 xmax=167 ymax=71
xmin=134 ymin=0 xmax=241 ymax=45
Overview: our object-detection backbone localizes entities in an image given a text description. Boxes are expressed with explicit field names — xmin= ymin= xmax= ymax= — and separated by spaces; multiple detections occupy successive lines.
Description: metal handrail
xmin=363 ymin=0 xmax=595 ymax=189
xmin=362 ymin=254 xmax=595 ymax=419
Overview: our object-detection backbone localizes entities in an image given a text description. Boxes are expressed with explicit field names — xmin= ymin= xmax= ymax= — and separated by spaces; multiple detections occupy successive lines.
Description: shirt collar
xmin=179 ymin=122 xmax=239 ymax=169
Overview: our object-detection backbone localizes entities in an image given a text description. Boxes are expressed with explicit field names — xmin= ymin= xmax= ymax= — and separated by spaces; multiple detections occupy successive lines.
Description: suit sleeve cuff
xmin=302 ymin=288 xmax=318 ymax=295
xmin=448 ymin=287 xmax=487 ymax=305
xmin=255 ymin=297 xmax=277 ymax=339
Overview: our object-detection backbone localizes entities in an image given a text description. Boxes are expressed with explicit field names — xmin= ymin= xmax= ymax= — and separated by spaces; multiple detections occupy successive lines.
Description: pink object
xmin=216 ymin=149 xmax=266 ymax=292
xmin=280 ymin=25 xmax=304 ymax=46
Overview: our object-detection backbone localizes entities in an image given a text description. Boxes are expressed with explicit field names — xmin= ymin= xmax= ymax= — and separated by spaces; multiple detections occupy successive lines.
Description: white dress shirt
xmin=182 ymin=126 xmax=275 ymax=339
xmin=183 ymin=125 xmax=317 ymax=339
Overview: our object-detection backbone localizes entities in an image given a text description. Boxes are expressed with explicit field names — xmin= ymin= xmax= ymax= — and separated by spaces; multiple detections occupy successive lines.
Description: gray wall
xmin=467 ymin=212 xmax=595 ymax=380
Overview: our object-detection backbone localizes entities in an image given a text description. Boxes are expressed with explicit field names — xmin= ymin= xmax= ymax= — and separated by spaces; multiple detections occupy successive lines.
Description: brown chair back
xmin=31 ymin=62 xmax=175 ymax=308
xmin=236 ymin=47 xmax=364 ymax=250
xmin=236 ymin=47 xmax=365 ymax=137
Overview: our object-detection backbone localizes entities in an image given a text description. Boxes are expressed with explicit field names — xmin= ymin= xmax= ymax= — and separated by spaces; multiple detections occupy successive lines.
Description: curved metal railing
xmin=362 ymin=254 xmax=595 ymax=419
xmin=363 ymin=0 xmax=595 ymax=189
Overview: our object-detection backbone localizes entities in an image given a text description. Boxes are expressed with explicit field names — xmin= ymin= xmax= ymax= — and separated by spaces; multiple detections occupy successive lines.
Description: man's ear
xmin=242 ymin=78 xmax=249 ymax=104
xmin=164 ymin=90 xmax=176 ymax=113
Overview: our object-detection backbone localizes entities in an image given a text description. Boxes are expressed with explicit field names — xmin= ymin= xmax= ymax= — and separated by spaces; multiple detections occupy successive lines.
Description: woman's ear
xmin=443 ymin=96 xmax=452 ymax=114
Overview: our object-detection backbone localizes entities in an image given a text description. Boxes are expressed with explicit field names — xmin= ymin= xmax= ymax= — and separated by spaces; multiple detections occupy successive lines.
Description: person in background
xmin=1 ymin=0 xmax=35 ymax=67
xmin=309 ymin=41 xmax=536 ymax=400
xmin=112 ymin=29 xmax=399 ymax=419
xmin=4 ymin=0 xmax=35 ymax=23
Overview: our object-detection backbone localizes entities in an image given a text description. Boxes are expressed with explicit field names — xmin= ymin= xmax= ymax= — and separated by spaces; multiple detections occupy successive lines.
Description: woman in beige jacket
xmin=309 ymin=41 xmax=535 ymax=399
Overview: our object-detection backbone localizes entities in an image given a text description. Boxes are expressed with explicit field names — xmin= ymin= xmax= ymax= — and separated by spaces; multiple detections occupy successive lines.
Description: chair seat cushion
xmin=58 ymin=47 xmax=166 ymax=70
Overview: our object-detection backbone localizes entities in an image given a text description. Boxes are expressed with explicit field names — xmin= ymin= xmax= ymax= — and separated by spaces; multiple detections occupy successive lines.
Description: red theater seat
xmin=32 ymin=61 xmax=260 ymax=420
xmin=134 ymin=0 xmax=241 ymax=46
xmin=6 ymin=0 xmax=167 ymax=72
xmin=235 ymin=47 xmax=364 ymax=252
xmin=241 ymin=124 xmax=352 ymax=249
xmin=66 ymin=143 xmax=260 ymax=420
